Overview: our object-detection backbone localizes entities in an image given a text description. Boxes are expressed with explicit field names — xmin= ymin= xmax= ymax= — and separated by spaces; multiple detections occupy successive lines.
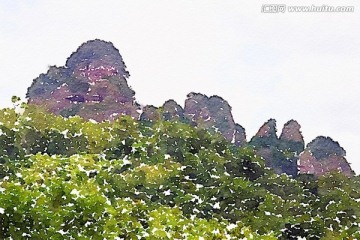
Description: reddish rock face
xmin=250 ymin=120 xmax=354 ymax=178
xmin=74 ymin=64 xmax=119 ymax=82
xmin=184 ymin=92 xmax=246 ymax=147
xmin=27 ymin=40 xmax=139 ymax=121
xmin=27 ymin=40 xmax=247 ymax=147
xmin=280 ymin=120 xmax=304 ymax=144
xmin=298 ymin=150 xmax=317 ymax=174
xmin=250 ymin=119 xmax=278 ymax=150
xmin=66 ymin=40 xmax=129 ymax=79
xmin=278 ymin=120 xmax=305 ymax=155
xmin=26 ymin=39 xmax=354 ymax=178
xmin=255 ymin=119 xmax=277 ymax=138
xmin=298 ymin=136 xmax=354 ymax=177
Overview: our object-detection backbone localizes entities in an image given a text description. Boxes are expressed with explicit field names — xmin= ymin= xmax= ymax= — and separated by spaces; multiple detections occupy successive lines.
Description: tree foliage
xmin=0 ymin=103 xmax=359 ymax=239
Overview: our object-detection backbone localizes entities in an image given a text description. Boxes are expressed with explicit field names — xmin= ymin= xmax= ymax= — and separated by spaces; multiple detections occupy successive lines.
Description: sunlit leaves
xmin=0 ymin=104 xmax=359 ymax=238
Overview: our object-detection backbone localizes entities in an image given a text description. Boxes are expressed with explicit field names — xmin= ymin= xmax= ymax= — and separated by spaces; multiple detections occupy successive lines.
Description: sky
xmin=0 ymin=0 xmax=359 ymax=173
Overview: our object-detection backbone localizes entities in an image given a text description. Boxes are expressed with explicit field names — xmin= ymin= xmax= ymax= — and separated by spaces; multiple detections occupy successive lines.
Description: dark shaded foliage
xmin=0 ymin=106 xmax=359 ymax=238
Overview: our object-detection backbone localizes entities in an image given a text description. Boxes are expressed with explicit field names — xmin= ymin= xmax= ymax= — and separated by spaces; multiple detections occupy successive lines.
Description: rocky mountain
xmin=26 ymin=39 xmax=354 ymax=177
xmin=139 ymin=105 xmax=160 ymax=122
xmin=299 ymin=136 xmax=354 ymax=177
xmin=162 ymin=100 xmax=186 ymax=122
xmin=140 ymin=100 xmax=187 ymax=123
xmin=249 ymin=119 xmax=301 ymax=177
xmin=249 ymin=120 xmax=354 ymax=178
xmin=27 ymin=39 xmax=139 ymax=122
xmin=183 ymin=92 xmax=246 ymax=147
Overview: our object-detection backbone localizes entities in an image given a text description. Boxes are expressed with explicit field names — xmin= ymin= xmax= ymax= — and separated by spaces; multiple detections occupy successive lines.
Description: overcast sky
xmin=1 ymin=0 xmax=359 ymax=173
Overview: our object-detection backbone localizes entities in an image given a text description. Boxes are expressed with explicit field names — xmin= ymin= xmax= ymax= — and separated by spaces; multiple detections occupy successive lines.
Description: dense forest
xmin=0 ymin=102 xmax=359 ymax=239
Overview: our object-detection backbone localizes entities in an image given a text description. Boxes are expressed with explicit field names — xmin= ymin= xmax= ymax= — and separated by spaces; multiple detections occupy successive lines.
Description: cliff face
xmin=27 ymin=40 xmax=247 ymax=147
xmin=162 ymin=100 xmax=186 ymax=122
xmin=299 ymin=137 xmax=354 ymax=177
xmin=251 ymin=119 xmax=278 ymax=145
xmin=65 ymin=39 xmax=130 ymax=80
xmin=138 ymin=93 xmax=247 ymax=147
xmin=27 ymin=39 xmax=139 ymax=122
xmin=250 ymin=119 xmax=354 ymax=177
xmin=250 ymin=119 xmax=300 ymax=177
xmin=184 ymin=92 xmax=246 ymax=147
xmin=140 ymin=100 xmax=186 ymax=123
xmin=279 ymin=120 xmax=304 ymax=152
xmin=26 ymin=39 xmax=354 ymax=177
xmin=278 ymin=120 xmax=305 ymax=160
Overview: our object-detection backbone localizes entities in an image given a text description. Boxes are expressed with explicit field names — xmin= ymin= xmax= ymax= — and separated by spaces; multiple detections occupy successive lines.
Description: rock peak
xmin=27 ymin=40 xmax=139 ymax=121
xmin=184 ymin=92 xmax=245 ymax=146
xmin=25 ymin=39 xmax=354 ymax=177
xmin=162 ymin=100 xmax=185 ymax=121
xmin=255 ymin=118 xmax=277 ymax=138
xmin=299 ymin=136 xmax=353 ymax=177
xmin=307 ymin=136 xmax=346 ymax=159
xmin=66 ymin=39 xmax=130 ymax=81
xmin=279 ymin=120 xmax=304 ymax=144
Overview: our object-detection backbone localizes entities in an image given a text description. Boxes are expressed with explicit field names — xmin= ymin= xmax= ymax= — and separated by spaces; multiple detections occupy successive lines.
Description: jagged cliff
xmin=26 ymin=39 xmax=354 ymax=177
xmin=27 ymin=40 xmax=139 ymax=122
xmin=183 ymin=92 xmax=246 ymax=147
xmin=298 ymin=136 xmax=354 ymax=177
xmin=249 ymin=119 xmax=303 ymax=177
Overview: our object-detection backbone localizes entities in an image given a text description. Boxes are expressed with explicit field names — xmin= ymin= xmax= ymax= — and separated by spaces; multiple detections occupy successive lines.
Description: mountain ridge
xmin=26 ymin=39 xmax=354 ymax=177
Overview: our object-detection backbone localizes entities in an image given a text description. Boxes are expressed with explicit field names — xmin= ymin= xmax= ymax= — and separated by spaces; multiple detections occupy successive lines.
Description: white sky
xmin=1 ymin=0 xmax=359 ymax=173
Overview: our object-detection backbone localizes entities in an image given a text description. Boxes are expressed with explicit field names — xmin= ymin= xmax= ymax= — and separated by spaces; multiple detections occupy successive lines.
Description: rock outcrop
xmin=234 ymin=124 xmax=247 ymax=147
xmin=140 ymin=105 xmax=160 ymax=122
xmin=279 ymin=120 xmax=305 ymax=154
xmin=299 ymin=136 xmax=354 ymax=177
xmin=250 ymin=119 xmax=354 ymax=178
xmin=184 ymin=92 xmax=246 ymax=147
xmin=66 ymin=39 xmax=130 ymax=80
xmin=251 ymin=119 xmax=278 ymax=146
xmin=250 ymin=119 xmax=299 ymax=177
xmin=26 ymin=39 xmax=354 ymax=177
xmin=162 ymin=100 xmax=185 ymax=122
xmin=139 ymin=94 xmax=247 ymax=147
xmin=27 ymin=40 xmax=247 ymax=147
xmin=27 ymin=39 xmax=139 ymax=122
